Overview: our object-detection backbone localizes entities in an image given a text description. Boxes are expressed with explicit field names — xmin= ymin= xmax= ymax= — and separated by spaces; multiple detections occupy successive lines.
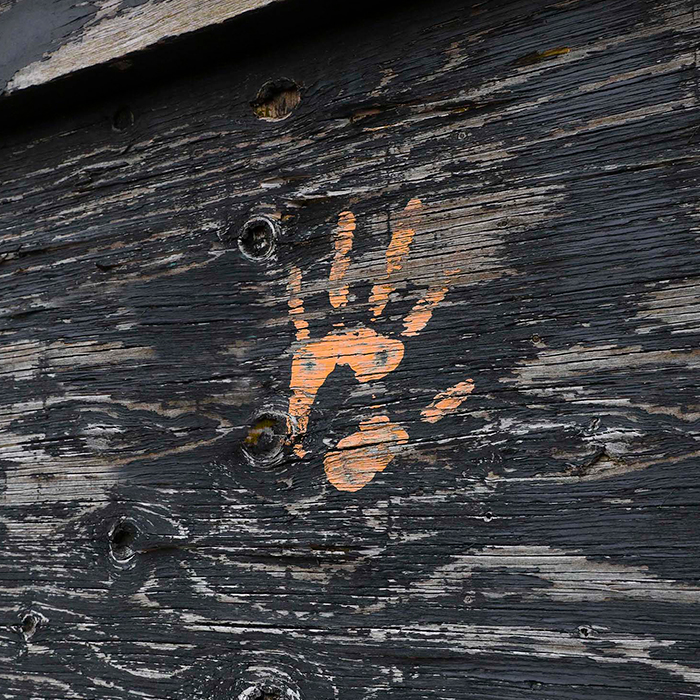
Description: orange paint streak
xmin=368 ymin=282 xmax=392 ymax=317
xmin=401 ymin=285 xmax=448 ymax=337
xmin=421 ymin=379 xmax=475 ymax=424
xmin=323 ymin=415 xmax=409 ymax=492
xmin=386 ymin=198 xmax=421 ymax=273
xmin=370 ymin=198 xmax=422 ymax=317
xmin=401 ymin=268 xmax=459 ymax=337
xmin=328 ymin=211 xmax=355 ymax=309
xmin=287 ymin=265 xmax=310 ymax=341
xmin=288 ymin=327 xmax=404 ymax=457
xmin=293 ymin=443 xmax=306 ymax=459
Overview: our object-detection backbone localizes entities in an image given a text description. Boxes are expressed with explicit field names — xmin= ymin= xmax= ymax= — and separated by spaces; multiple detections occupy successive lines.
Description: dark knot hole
xmin=20 ymin=612 xmax=39 ymax=639
xmin=238 ymin=217 xmax=277 ymax=261
xmin=110 ymin=520 xmax=138 ymax=561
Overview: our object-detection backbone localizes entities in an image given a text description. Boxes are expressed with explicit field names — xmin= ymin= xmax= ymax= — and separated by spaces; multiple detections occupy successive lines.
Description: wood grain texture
xmin=0 ymin=0 xmax=284 ymax=95
xmin=1 ymin=0 xmax=700 ymax=697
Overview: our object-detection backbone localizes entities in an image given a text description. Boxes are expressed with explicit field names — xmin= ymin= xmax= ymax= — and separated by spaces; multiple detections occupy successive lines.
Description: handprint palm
xmin=287 ymin=199 xmax=474 ymax=492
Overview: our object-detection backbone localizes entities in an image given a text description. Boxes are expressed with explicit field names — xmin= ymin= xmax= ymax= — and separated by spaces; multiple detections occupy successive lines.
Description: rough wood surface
xmin=0 ymin=0 xmax=283 ymax=96
xmin=1 ymin=0 xmax=700 ymax=697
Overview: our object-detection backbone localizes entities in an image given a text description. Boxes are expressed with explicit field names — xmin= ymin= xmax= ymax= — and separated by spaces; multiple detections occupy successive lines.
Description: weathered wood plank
xmin=0 ymin=0 xmax=284 ymax=96
xmin=1 ymin=0 xmax=699 ymax=698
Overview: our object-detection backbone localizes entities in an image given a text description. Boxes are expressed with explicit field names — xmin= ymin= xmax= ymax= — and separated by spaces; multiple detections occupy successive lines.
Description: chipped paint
xmin=1 ymin=1 xmax=698 ymax=696
xmin=287 ymin=264 xmax=310 ymax=341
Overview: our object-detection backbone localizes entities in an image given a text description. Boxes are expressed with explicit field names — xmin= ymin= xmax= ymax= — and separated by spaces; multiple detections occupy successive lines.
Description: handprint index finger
xmin=328 ymin=210 xmax=356 ymax=309
xmin=401 ymin=268 xmax=460 ymax=338
xmin=370 ymin=198 xmax=423 ymax=317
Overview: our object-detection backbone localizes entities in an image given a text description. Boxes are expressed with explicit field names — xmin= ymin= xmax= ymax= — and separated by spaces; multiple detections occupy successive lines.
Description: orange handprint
xmin=287 ymin=199 xmax=474 ymax=492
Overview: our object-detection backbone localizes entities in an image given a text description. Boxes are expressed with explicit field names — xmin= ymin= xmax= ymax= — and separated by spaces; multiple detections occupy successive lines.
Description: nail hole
xmin=242 ymin=411 xmax=289 ymax=467
xmin=20 ymin=612 xmax=39 ymax=639
xmin=110 ymin=519 xmax=138 ymax=562
xmin=483 ymin=511 xmax=494 ymax=522
xmin=578 ymin=625 xmax=591 ymax=638
xmin=237 ymin=217 xmax=277 ymax=261
xmin=112 ymin=106 xmax=134 ymax=132
xmin=251 ymin=78 xmax=301 ymax=121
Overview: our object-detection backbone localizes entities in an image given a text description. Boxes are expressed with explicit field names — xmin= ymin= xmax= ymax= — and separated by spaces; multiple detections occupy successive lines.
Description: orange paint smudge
xmin=323 ymin=415 xmax=409 ymax=492
xmin=401 ymin=285 xmax=448 ymax=337
xmin=287 ymin=265 xmax=310 ymax=341
xmin=421 ymin=379 xmax=475 ymax=424
xmin=284 ymin=197 xmax=458 ymax=489
xmin=288 ymin=327 xmax=405 ymax=456
xmin=293 ymin=443 xmax=306 ymax=458
xmin=368 ymin=282 xmax=392 ymax=317
xmin=401 ymin=268 xmax=458 ymax=337
xmin=328 ymin=210 xmax=355 ymax=309
xmin=369 ymin=198 xmax=422 ymax=317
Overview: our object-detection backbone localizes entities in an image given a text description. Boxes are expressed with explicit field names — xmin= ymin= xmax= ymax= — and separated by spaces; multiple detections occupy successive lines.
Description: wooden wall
xmin=1 ymin=0 xmax=699 ymax=698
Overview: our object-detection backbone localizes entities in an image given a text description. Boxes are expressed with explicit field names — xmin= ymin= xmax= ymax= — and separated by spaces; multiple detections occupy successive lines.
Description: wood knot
xmin=251 ymin=78 xmax=301 ymax=121
xmin=239 ymin=683 xmax=290 ymax=700
xmin=234 ymin=216 xmax=278 ymax=261
xmin=19 ymin=611 xmax=41 ymax=641
xmin=109 ymin=518 xmax=138 ymax=563
xmin=242 ymin=410 xmax=290 ymax=467
xmin=244 ymin=689 xmax=280 ymax=700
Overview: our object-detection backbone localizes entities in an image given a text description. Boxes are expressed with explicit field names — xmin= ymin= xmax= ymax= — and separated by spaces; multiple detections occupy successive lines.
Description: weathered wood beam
xmin=0 ymin=0 xmax=286 ymax=96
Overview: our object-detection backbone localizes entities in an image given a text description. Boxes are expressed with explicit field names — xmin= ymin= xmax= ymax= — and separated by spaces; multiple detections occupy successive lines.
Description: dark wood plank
xmin=1 ymin=0 xmax=699 ymax=698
